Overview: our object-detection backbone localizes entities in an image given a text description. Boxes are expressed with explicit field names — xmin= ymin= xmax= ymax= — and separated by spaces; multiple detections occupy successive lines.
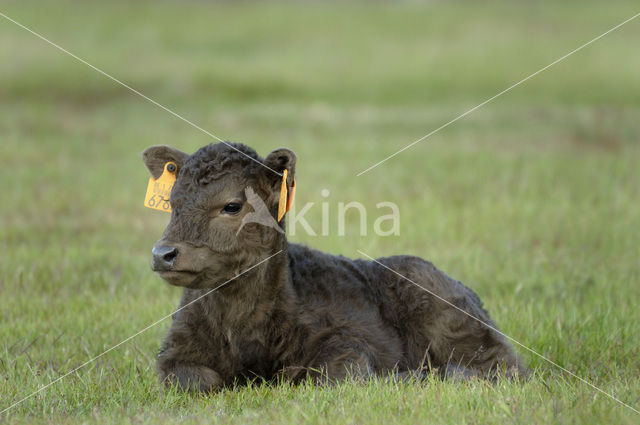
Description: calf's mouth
xmin=156 ymin=270 xmax=200 ymax=287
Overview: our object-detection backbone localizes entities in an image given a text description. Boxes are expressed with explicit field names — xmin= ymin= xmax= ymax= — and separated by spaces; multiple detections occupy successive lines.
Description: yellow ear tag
xmin=287 ymin=178 xmax=296 ymax=212
xmin=277 ymin=169 xmax=295 ymax=221
xmin=144 ymin=161 xmax=177 ymax=212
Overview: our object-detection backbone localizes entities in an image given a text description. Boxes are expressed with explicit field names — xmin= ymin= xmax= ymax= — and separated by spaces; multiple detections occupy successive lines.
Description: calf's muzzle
xmin=152 ymin=244 xmax=179 ymax=271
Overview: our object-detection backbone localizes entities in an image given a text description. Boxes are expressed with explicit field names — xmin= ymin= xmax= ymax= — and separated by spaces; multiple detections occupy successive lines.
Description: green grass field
xmin=1 ymin=0 xmax=639 ymax=423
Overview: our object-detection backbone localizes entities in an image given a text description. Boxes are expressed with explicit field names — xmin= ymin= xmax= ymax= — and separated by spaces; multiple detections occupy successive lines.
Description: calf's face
xmin=142 ymin=143 xmax=296 ymax=289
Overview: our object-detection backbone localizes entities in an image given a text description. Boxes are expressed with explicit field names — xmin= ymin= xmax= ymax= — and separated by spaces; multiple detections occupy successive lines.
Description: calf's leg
xmin=161 ymin=364 xmax=223 ymax=392
xmin=380 ymin=256 xmax=528 ymax=379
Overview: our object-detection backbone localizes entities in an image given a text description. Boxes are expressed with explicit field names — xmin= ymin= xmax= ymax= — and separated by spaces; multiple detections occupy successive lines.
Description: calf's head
xmin=142 ymin=142 xmax=296 ymax=289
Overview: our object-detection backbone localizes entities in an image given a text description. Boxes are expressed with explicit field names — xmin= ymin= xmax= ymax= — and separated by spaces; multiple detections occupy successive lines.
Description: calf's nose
xmin=152 ymin=245 xmax=178 ymax=271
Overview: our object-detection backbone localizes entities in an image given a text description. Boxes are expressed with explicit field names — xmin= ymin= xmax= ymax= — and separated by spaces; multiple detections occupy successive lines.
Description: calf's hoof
xmin=163 ymin=364 xmax=223 ymax=393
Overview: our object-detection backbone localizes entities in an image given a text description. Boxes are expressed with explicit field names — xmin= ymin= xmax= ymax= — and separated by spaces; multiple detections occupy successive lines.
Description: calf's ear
xmin=142 ymin=145 xmax=189 ymax=179
xmin=264 ymin=148 xmax=296 ymax=186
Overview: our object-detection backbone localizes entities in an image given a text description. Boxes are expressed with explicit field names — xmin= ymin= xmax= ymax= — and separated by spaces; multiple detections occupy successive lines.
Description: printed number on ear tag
xmin=144 ymin=162 xmax=177 ymax=213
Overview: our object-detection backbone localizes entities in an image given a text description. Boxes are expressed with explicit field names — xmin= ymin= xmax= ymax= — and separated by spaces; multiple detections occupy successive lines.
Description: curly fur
xmin=141 ymin=142 xmax=528 ymax=392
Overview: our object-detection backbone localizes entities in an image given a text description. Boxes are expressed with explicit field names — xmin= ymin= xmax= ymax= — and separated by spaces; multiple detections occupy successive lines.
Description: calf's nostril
xmin=162 ymin=248 xmax=178 ymax=263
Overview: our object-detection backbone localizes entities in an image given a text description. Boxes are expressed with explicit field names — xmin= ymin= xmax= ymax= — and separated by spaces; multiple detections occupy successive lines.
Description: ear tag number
xmin=144 ymin=161 xmax=177 ymax=213
xmin=277 ymin=169 xmax=296 ymax=221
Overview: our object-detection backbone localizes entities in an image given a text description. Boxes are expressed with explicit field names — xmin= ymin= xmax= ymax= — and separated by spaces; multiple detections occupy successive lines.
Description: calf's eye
xmin=222 ymin=203 xmax=242 ymax=214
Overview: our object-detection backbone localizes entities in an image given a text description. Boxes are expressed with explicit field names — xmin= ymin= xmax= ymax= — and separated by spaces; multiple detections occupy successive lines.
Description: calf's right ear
xmin=142 ymin=145 xmax=189 ymax=179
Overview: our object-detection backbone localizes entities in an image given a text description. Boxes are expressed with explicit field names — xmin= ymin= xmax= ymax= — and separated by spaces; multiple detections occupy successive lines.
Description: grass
xmin=1 ymin=0 xmax=639 ymax=423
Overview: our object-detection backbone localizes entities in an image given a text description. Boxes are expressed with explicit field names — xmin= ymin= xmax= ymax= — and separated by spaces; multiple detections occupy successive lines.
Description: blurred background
xmin=0 ymin=0 xmax=638 ymax=421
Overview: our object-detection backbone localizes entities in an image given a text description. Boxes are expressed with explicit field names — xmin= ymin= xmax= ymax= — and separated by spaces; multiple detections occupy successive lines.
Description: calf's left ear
xmin=142 ymin=145 xmax=189 ymax=179
xmin=264 ymin=148 xmax=296 ymax=186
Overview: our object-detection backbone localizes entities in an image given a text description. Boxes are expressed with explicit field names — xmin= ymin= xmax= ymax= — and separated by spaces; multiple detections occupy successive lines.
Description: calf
xmin=142 ymin=142 xmax=527 ymax=391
